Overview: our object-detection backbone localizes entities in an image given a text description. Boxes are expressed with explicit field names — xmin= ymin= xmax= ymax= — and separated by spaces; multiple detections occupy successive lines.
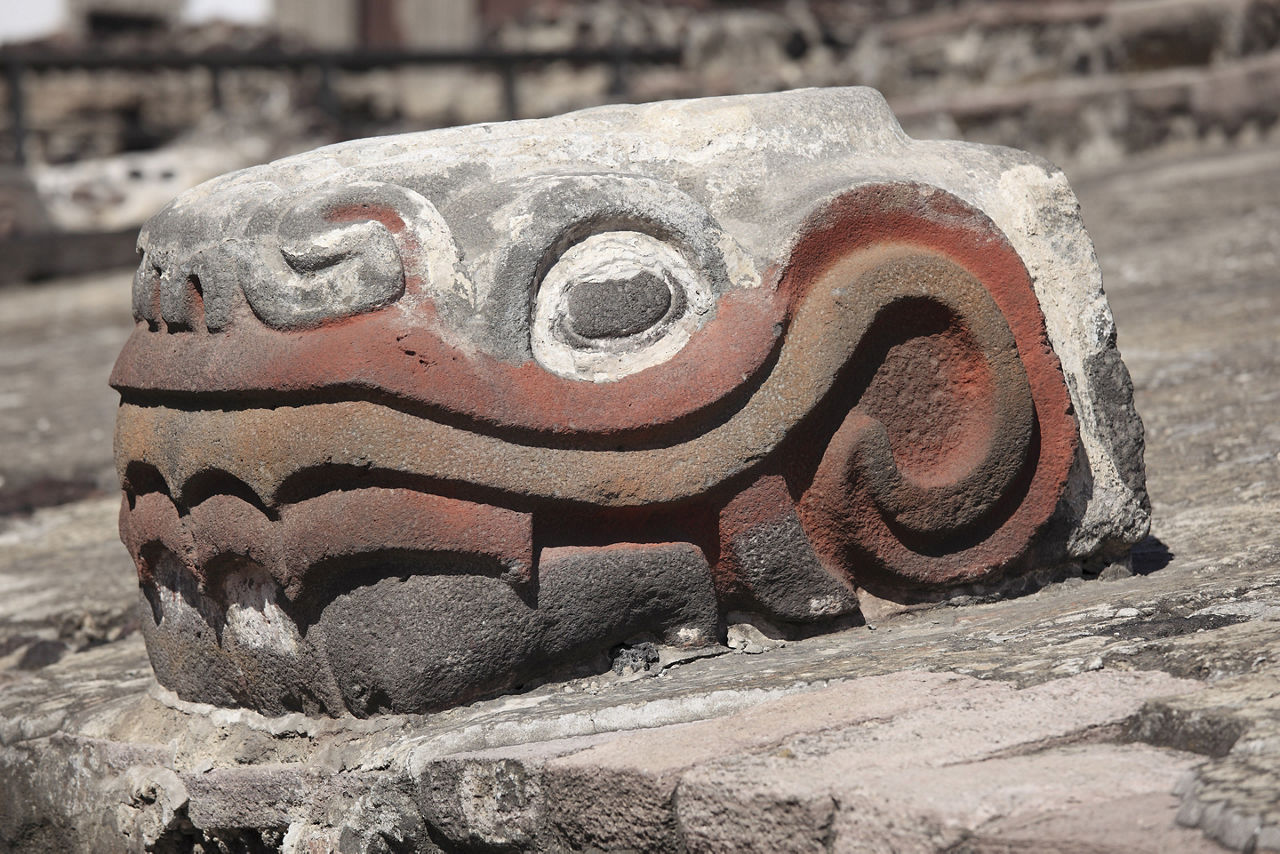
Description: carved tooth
xmin=131 ymin=250 xmax=162 ymax=328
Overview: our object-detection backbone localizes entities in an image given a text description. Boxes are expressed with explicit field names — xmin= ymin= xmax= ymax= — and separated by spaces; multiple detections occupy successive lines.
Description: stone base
xmin=3 ymin=501 xmax=1278 ymax=853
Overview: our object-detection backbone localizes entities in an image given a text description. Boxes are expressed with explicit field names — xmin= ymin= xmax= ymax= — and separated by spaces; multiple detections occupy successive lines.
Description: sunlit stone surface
xmin=110 ymin=87 xmax=1148 ymax=716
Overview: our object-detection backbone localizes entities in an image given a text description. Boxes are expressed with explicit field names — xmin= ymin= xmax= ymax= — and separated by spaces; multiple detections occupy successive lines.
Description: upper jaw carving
xmin=126 ymin=86 xmax=908 ymax=349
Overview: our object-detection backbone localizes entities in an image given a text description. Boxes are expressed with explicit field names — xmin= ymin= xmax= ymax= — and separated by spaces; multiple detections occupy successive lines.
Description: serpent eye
xmin=531 ymin=231 xmax=712 ymax=382
xmin=564 ymin=269 xmax=675 ymax=340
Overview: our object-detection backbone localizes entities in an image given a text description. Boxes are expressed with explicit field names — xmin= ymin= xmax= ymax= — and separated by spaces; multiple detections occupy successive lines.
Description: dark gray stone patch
xmin=565 ymin=271 xmax=673 ymax=340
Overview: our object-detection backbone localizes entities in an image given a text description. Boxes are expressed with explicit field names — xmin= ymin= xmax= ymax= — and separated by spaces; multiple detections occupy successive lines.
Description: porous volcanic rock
xmin=106 ymin=87 xmax=1147 ymax=716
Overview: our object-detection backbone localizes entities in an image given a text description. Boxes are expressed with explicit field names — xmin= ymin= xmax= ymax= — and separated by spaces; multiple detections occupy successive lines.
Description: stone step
xmin=892 ymin=50 xmax=1280 ymax=163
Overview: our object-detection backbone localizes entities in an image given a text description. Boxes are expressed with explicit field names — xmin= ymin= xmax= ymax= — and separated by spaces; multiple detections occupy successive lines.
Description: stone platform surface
xmin=2 ymin=141 xmax=1280 ymax=852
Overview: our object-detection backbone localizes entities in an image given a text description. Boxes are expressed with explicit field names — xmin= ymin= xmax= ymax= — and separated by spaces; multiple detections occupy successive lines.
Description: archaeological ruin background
xmin=2 ymin=1 xmax=1280 ymax=852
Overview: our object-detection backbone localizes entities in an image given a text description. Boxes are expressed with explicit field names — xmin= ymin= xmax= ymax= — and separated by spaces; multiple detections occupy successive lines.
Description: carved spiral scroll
xmin=787 ymin=184 xmax=1078 ymax=588
xmin=239 ymin=181 xmax=470 ymax=329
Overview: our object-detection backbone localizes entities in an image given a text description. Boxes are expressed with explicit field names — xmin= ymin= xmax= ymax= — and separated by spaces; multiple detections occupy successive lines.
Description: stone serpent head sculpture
xmin=111 ymin=88 xmax=1149 ymax=716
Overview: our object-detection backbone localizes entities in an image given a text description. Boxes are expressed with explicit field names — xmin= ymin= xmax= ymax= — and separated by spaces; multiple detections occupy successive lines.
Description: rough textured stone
xmin=4 ymin=135 xmax=1279 ymax=854
xmin=106 ymin=86 xmax=1145 ymax=715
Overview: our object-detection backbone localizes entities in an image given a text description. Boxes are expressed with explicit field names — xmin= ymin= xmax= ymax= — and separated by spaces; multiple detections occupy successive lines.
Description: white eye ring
xmin=531 ymin=231 xmax=713 ymax=382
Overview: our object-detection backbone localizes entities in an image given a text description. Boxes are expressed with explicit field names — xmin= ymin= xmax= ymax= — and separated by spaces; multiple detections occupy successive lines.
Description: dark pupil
xmin=565 ymin=272 xmax=672 ymax=339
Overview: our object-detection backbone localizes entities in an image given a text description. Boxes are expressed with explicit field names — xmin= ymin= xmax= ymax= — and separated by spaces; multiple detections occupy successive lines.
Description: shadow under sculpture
xmin=110 ymin=87 xmax=1150 ymax=717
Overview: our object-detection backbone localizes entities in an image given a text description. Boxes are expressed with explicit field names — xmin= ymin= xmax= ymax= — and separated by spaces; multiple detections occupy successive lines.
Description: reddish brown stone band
xmin=120 ymin=489 xmax=533 ymax=601
xmin=111 ymin=184 xmax=1064 ymax=452
xmin=115 ymin=183 xmax=1076 ymax=599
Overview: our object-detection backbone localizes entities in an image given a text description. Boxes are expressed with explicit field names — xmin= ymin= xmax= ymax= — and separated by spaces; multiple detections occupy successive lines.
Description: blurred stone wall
xmin=275 ymin=0 xmax=482 ymax=48
xmin=3 ymin=0 xmax=1280 ymax=239
xmin=8 ymin=0 xmax=1280 ymax=166
xmin=488 ymin=0 xmax=1280 ymax=165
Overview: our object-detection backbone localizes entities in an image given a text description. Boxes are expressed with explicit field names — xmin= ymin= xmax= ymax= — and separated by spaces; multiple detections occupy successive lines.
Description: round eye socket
xmin=532 ymin=231 xmax=712 ymax=382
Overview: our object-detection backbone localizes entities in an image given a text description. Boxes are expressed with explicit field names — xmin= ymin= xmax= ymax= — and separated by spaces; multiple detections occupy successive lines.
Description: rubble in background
xmin=30 ymin=111 xmax=312 ymax=232
xmin=3 ymin=0 xmax=1280 ymax=253
xmin=496 ymin=0 xmax=1280 ymax=166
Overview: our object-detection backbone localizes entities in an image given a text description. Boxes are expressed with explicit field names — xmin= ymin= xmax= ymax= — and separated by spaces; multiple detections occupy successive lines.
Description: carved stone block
xmin=111 ymin=87 xmax=1149 ymax=716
